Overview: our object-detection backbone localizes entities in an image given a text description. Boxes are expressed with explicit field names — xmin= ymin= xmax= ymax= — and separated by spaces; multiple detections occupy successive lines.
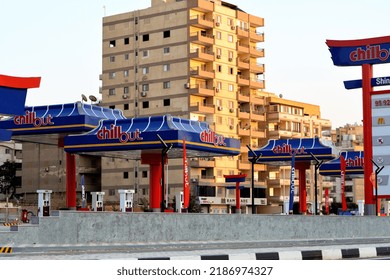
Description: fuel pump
xmin=118 ymin=189 xmax=135 ymax=212
xmin=37 ymin=190 xmax=52 ymax=217
xmin=175 ymin=191 xmax=184 ymax=213
xmin=91 ymin=192 xmax=105 ymax=212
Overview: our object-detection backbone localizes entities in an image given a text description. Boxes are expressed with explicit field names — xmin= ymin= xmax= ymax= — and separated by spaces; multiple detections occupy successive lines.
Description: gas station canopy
xmin=319 ymin=151 xmax=364 ymax=177
xmin=250 ymin=137 xmax=338 ymax=165
xmin=63 ymin=114 xmax=241 ymax=159
xmin=0 ymin=102 xmax=125 ymax=145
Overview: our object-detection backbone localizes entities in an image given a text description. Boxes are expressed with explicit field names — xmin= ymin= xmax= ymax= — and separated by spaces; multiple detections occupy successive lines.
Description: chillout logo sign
xmin=345 ymin=156 xmax=364 ymax=167
xmin=272 ymin=143 xmax=307 ymax=156
xmin=349 ymin=45 xmax=390 ymax=63
xmin=200 ymin=129 xmax=226 ymax=146
xmin=13 ymin=111 xmax=54 ymax=127
xmin=97 ymin=124 xmax=143 ymax=143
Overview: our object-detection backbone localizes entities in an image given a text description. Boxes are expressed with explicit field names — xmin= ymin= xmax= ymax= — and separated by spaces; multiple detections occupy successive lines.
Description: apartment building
xmin=101 ymin=0 xmax=268 ymax=213
xmin=263 ymin=94 xmax=332 ymax=212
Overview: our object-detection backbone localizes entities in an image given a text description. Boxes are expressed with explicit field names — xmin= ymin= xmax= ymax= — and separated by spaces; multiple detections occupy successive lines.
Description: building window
xmin=109 ymin=72 xmax=116 ymax=79
xmin=216 ymin=31 xmax=221 ymax=40
xmin=142 ymin=84 xmax=149 ymax=91
xmin=227 ymin=18 xmax=234 ymax=26
xmin=109 ymin=56 xmax=115 ymax=62
xmin=123 ymin=87 xmax=129 ymax=94
xmin=216 ymin=116 xmax=223 ymax=124
xmin=142 ymin=50 xmax=149 ymax=57
xmin=109 ymin=40 xmax=116 ymax=47
xmin=163 ymin=81 xmax=171 ymax=89
xmin=109 ymin=88 xmax=116 ymax=96
xmin=163 ymin=47 xmax=170 ymax=54
xmin=142 ymin=170 xmax=148 ymax=178
xmin=228 ymin=84 xmax=234 ymax=92
xmin=143 ymin=34 xmax=149 ymax=41
xmin=217 ymin=81 xmax=222 ymax=90
xmin=124 ymin=54 xmax=129 ymax=60
xmin=142 ymin=67 xmax=149 ymax=74
xmin=124 ymin=70 xmax=129 ymax=77
xmin=228 ymin=34 xmax=233 ymax=43
xmin=163 ymin=64 xmax=170 ymax=71
xmin=123 ymin=172 xmax=129 ymax=179
xmin=229 ymin=67 xmax=234 ymax=75
xmin=124 ymin=38 xmax=129 ymax=45
xmin=216 ymin=48 xmax=222 ymax=56
xmin=124 ymin=104 xmax=129 ymax=110
xmin=142 ymin=101 xmax=149 ymax=108
xmin=163 ymin=30 xmax=170 ymax=38
xmin=164 ymin=99 xmax=170 ymax=106
xmin=217 ymin=65 xmax=222 ymax=73
xmin=109 ymin=189 xmax=115 ymax=196
xmin=109 ymin=105 xmax=115 ymax=109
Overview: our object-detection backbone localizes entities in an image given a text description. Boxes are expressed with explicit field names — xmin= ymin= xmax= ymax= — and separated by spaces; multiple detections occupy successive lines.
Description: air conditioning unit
xmin=217 ymin=106 xmax=223 ymax=111
xmin=215 ymin=22 xmax=220 ymax=26
xmin=228 ymin=58 xmax=233 ymax=62
xmin=215 ymin=88 xmax=220 ymax=92
xmin=231 ymin=26 xmax=236 ymax=30
xmin=140 ymin=92 xmax=147 ymax=97
xmin=98 ymin=87 xmax=102 ymax=94
xmin=229 ymin=125 xmax=234 ymax=130
xmin=122 ymin=94 xmax=129 ymax=99
xmin=229 ymin=108 xmax=234 ymax=113
xmin=216 ymin=55 xmax=221 ymax=59
xmin=184 ymin=83 xmax=190 ymax=89
xmin=191 ymin=178 xmax=198 ymax=182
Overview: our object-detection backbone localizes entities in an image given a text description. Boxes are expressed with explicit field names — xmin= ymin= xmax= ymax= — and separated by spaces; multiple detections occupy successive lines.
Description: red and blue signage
xmin=319 ymin=151 xmax=364 ymax=177
xmin=344 ymin=76 xmax=390 ymax=90
xmin=326 ymin=36 xmax=390 ymax=66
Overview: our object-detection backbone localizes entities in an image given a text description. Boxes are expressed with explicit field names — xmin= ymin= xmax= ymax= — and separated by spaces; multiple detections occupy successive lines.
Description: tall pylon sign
xmin=326 ymin=35 xmax=390 ymax=215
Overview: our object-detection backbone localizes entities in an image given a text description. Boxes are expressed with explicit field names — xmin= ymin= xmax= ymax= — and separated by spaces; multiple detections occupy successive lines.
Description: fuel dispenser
xmin=118 ymin=189 xmax=135 ymax=212
xmin=357 ymin=200 xmax=365 ymax=216
xmin=37 ymin=190 xmax=52 ymax=217
xmin=91 ymin=192 xmax=105 ymax=212
xmin=175 ymin=191 xmax=184 ymax=213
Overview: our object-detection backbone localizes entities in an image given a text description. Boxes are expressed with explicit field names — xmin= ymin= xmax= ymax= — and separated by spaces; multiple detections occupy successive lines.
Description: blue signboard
xmin=326 ymin=36 xmax=390 ymax=67
xmin=344 ymin=76 xmax=390 ymax=90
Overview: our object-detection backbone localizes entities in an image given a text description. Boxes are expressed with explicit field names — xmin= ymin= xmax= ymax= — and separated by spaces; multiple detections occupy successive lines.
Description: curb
xmin=0 ymin=247 xmax=13 ymax=254
xmin=137 ymin=246 xmax=390 ymax=260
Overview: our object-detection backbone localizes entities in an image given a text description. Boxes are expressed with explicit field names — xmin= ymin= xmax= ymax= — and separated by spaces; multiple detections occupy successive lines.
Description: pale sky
xmin=1 ymin=0 xmax=390 ymax=128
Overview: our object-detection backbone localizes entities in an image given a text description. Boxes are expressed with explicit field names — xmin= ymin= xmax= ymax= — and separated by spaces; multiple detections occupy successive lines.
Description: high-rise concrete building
xmin=101 ymin=0 xmax=267 ymax=213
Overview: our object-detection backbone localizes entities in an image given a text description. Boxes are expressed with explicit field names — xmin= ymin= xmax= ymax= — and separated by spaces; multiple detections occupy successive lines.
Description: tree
xmin=0 ymin=161 xmax=21 ymax=198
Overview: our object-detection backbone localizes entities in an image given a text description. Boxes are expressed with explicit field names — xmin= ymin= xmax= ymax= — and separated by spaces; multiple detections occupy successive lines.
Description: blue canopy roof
xmin=0 ymin=102 xmax=125 ymax=145
xmin=251 ymin=137 xmax=338 ymax=165
xmin=64 ymin=114 xmax=241 ymax=159
xmin=319 ymin=151 xmax=364 ymax=177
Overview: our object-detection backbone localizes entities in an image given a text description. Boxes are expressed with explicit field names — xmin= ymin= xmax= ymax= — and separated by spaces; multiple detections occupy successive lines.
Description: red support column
xmin=66 ymin=152 xmax=77 ymax=209
xmin=141 ymin=153 xmax=164 ymax=212
xmin=362 ymin=64 xmax=374 ymax=210
xmin=235 ymin=181 xmax=241 ymax=213
xmin=296 ymin=162 xmax=309 ymax=214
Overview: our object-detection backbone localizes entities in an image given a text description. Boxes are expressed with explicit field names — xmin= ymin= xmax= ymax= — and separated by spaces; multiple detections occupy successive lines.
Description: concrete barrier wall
xmin=1 ymin=211 xmax=390 ymax=246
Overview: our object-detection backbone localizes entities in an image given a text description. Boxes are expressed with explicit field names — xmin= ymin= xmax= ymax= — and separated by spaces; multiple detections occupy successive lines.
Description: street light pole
xmin=310 ymin=152 xmax=323 ymax=215
xmin=157 ymin=134 xmax=172 ymax=212
xmin=246 ymin=145 xmax=261 ymax=214
xmin=371 ymin=159 xmax=384 ymax=216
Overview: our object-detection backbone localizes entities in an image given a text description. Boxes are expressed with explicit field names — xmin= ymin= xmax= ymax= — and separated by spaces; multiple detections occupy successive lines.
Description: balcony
xmin=189 ymin=48 xmax=214 ymax=62
xmin=250 ymin=63 xmax=264 ymax=74
xmin=190 ymin=31 xmax=214 ymax=46
xmin=189 ymin=102 xmax=215 ymax=114
xmin=249 ymin=15 xmax=264 ymax=27
xmin=250 ymin=46 xmax=265 ymax=58
xmin=250 ymin=78 xmax=265 ymax=89
xmin=237 ymin=58 xmax=249 ymax=69
xmin=237 ymin=42 xmax=249 ymax=53
xmin=237 ymin=91 xmax=250 ymax=103
xmin=237 ymin=27 xmax=249 ymax=38
xmin=189 ymin=84 xmax=215 ymax=97
xmin=189 ymin=157 xmax=215 ymax=168
xmin=189 ymin=15 xmax=214 ymax=29
xmin=250 ymin=31 xmax=264 ymax=42
xmin=238 ymin=161 xmax=251 ymax=170
xmin=251 ymin=95 xmax=265 ymax=105
xmin=238 ymin=110 xmax=250 ymax=120
xmin=238 ymin=126 xmax=250 ymax=136
xmin=188 ymin=0 xmax=214 ymax=12
xmin=251 ymin=111 xmax=266 ymax=122
xmin=190 ymin=66 xmax=215 ymax=79
xmin=251 ymin=128 xmax=266 ymax=138
xmin=237 ymin=75 xmax=250 ymax=86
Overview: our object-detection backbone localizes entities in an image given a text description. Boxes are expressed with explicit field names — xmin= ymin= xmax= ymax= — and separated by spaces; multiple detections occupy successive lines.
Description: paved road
xmin=2 ymin=238 xmax=390 ymax=260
